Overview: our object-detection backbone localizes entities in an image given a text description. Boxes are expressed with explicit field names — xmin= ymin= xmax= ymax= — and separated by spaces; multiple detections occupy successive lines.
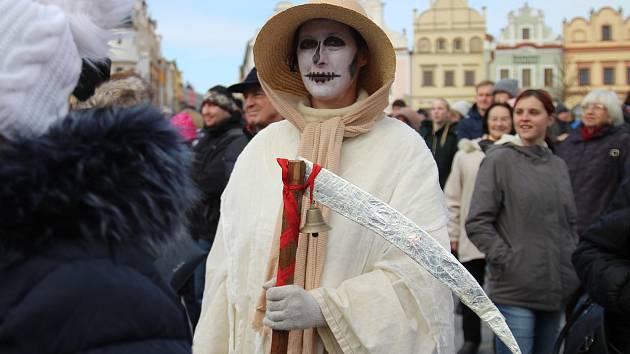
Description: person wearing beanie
xmin=194 ymin=1 xmax=455 ymax=353
xmin=451 ymin=100 xmax=473 ymax=122
xmin=493 ymin=78 xmax=519 ymax=104
xmin=171 ymin=110 xmax=200 ymax=144
xmin=549 ymin=102 xmax=578 ymax=142
xmin=0 ymin=1 xmax=194 ymax=353
xmin=188 ymin=84 xmax=244 ymax=320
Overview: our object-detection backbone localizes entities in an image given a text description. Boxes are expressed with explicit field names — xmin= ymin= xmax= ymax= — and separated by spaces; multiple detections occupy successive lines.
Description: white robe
xmin=193 ymin=116 xmax=455 ymax=354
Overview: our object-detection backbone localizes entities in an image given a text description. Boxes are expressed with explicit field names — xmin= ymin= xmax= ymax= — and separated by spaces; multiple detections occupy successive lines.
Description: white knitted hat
xmin=0 ymin=0 xmax=133 ymax=138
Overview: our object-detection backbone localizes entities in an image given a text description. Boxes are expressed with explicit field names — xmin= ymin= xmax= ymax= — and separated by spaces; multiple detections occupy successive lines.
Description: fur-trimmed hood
xmin=0 ymin=105 xmax=198 ymax=259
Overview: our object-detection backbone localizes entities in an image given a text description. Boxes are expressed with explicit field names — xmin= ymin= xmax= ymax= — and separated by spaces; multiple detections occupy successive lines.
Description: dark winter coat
xmin=420 ymin=120 xmax=459 ymax=188
xmin=0 ymin=106 xmax=197 ymax=354
xmin=456 ymin=104 xmax=484 ymax=140
xmin=466 ymin=141 xmax=579 ymax=311
xmin=189 ymin=115 xmax=243 ymax=242
xmin=572 ymin=179 xmax=630 ymax=352
xmin=556 ymin=125 xmax=630 ymax=235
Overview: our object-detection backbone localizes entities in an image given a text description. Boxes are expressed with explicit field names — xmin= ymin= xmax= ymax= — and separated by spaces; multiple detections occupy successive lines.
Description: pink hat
xmin=170 ymin=112 xmax=198 ymax=142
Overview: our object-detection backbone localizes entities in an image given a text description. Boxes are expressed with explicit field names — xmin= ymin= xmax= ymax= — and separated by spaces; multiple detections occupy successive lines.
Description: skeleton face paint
xmin=297 ymin=19 xmax=360 ymax=102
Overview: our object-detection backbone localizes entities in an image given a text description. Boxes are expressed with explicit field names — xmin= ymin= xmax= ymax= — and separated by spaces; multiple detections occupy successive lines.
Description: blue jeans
xmin=495 ymin=304 xmax=562 ymax=354
xmin=194 ymin=239 xmax=212 ymax=305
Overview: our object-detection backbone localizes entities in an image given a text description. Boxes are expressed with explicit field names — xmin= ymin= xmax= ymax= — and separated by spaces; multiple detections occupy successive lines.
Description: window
xmin=500 ymin=69 xmax=509 ymax=80
xmin=436 ymin=38 xmax=447 ymax=51
xmin=603 ymin=67 xmax=615 ymax=85
xmin=444 ymin=71 xmax=455 ymax=87
xmin=522 ymin=68 xmax=531 ymax=87
xmin=522 ymin=28 xmax=530 ymax=40
xmin=602 ymin=25 xmax=612 ymax=41
xmin=627 ymin=67 xmax=630 ymax=85
xmin=453 ymin=38 xmax=463 ymax=51
xmin=422 ymin=70 xmax=434 ymax=86
xmin=464 ymin=70 xmax=475 ymax=86
xmin=544 ymin=68 xmax=554 ymax=87
xmin=578 ymin=68 xmax=590 ymax=86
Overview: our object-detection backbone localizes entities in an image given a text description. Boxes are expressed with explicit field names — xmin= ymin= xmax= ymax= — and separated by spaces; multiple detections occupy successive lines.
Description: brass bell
xmin=300 ymin=206 xmax=332 ymax=236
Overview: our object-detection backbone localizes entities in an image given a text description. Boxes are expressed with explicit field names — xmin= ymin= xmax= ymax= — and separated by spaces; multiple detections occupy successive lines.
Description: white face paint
xmin=297 ymin=19 xmax=360 ymax=102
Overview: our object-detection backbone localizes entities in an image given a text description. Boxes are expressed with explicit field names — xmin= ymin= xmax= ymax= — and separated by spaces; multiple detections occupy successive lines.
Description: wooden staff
xmin=271 ymin=159 xmax=306 ymax=354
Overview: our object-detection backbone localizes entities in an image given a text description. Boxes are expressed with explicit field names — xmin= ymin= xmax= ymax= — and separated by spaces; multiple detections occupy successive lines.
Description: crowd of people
xmin=395 ymin=78 xmax=630 ymax=354
xmin=1 ymin=0 xmax=630 ymax=354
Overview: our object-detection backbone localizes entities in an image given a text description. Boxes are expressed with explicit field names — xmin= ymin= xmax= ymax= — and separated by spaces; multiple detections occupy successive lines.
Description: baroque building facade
xmin=563 ymin=7 xmax=630 ymax=107
xmin=490 ymin=3 xmax=563 ymax=98
xmin=109 ymin=0 xmax=186 ymax=112
xmin=410 ymin=0 xmax=487 ymax=109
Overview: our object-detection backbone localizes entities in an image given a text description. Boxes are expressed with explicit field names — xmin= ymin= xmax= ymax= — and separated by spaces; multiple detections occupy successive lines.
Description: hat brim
xmin=253 ymin=2 xmax=395 ymax=97
xmin=227 ymin=82 xmax=257 ymax=94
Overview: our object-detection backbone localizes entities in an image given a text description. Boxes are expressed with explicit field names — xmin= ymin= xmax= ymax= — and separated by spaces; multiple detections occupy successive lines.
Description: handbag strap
xmin=553 ymin=298 xmax=593 ymax=354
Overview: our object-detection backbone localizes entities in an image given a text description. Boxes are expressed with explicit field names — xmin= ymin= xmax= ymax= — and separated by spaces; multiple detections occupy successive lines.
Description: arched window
xmin=602 ymin=25 xmax=612 ymax=41
xmin=436 ymin=38 xmax=447 ymax=51
xmin=453 ymin=38 xmax=463 ymax=52
xmin=417 ymin=38 xmax=431 ymax=53
xmin=470 ymin=37 xmax=482 ymax=53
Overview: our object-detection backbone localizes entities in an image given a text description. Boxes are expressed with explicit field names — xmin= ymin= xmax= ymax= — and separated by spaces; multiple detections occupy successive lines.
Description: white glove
xmin=263 ymin=282 xmax=327 ymax=331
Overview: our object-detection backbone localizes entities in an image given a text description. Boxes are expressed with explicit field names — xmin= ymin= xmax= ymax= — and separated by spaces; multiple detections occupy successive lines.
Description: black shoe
xmin=457 ymin=341 xmax=480 ymax=354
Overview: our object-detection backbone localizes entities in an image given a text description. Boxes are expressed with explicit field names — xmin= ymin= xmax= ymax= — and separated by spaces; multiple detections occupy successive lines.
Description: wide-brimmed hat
xmin=253 ymin=0 xmax=395 ymax=97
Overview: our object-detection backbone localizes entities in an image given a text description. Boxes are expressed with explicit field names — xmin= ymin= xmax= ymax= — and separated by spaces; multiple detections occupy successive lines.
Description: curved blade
xmin=302 ymin=159 xmax=521 ymax=354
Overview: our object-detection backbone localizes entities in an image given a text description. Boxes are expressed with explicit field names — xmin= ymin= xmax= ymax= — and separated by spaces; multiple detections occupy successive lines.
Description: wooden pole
xmin=271 ymin=160 xmax=306 ymax=354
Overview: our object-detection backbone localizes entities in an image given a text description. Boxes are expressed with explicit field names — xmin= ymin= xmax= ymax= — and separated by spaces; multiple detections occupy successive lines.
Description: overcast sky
xmin=145 ymin=0 xmax=629 ymax=91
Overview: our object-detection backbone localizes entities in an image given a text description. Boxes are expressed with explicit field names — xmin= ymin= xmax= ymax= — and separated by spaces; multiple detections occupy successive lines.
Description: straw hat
xmin=253 ymin=0 xmax=395 ymax=97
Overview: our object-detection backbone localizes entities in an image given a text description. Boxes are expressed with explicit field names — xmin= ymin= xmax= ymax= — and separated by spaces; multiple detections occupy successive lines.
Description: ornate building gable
xmin=497 ymin=2 xmax=560 ymax=48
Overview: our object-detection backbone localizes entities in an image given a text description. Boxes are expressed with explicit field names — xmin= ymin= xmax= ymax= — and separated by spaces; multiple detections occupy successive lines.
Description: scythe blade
xmin=301 ymin=158 xmax=521 ymax=354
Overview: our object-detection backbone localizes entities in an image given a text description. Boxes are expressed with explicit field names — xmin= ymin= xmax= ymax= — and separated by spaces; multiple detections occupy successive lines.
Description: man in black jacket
xmin=189 ymin=85 xmax=243 ymax=312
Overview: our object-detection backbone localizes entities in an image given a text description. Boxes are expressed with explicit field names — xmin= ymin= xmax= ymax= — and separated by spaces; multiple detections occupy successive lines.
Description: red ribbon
xmin=276 ymin=158 xmax=322 ymax=286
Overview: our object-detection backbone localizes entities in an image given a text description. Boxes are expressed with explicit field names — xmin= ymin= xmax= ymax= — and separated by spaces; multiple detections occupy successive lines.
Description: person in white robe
xmin=193 ymin=1 xmax=455 ymax=353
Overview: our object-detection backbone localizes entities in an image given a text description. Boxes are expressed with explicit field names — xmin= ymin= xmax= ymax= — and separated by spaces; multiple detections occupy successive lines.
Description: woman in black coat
xmin=0 ymin=106 xmax=197 ymax=354
xmin=572 ymin=178 xmax=630 ymax=353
